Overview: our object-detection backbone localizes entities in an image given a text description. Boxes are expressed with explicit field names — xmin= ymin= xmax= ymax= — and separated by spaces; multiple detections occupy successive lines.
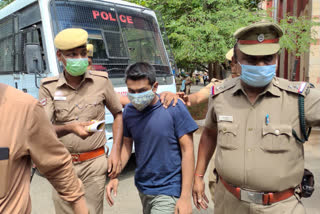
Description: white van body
xmin=0 ymin=0 xmax=176 ymax=154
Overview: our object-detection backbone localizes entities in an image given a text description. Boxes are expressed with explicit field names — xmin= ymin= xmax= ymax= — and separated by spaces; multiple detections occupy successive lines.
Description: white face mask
xmin=239 ymin=61 xmax=277 ymax=87
xmin=127 ymin=89 xmax=155 ymax=111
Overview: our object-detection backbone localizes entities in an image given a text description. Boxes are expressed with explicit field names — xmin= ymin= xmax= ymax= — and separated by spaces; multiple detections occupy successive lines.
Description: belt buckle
xmin=240 ymin=189 xmax=264 ymax=204
xmin=72 ymin=154 xmax=81 ymax=164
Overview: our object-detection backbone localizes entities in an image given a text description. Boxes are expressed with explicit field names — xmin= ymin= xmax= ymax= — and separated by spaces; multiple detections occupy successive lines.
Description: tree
xmin=128 ymin=0 xmax=264 ymax=79
xmin=278 ymin=15 xmax=320 ymax=80
xmin=0 ymin=0 xmax=15 ymax=9
xmin=129 ymin=0 xmax=319 ymax=80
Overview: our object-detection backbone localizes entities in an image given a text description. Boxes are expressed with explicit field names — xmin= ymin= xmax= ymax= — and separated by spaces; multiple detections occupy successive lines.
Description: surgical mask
xmin=239 ymin=62 xmax=276 ymax=87
xmin=128 ymin=89 xmax=155 ymax=111
xmin=62 ymin=55 xmax=88 ymax=76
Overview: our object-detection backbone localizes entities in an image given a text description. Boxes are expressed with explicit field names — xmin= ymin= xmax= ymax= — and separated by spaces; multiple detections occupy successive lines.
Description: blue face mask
xmin=128 ymin=89 xmax=155 ymax=111
xmin=239 ymin=62 xmax=277 ymax=87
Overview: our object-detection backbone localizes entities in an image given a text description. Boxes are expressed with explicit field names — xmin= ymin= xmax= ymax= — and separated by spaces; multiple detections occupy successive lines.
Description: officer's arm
xmin=305 ymin=88 xmax=320 ymax=126
xmin=53 ymin=122 xmax=94 ymax=139
xmin=71 ymin=196 xmax=89 ymax=214
xmin=27 ymin=102 xmax=88 ymax=213
xmin=184 ymin=92 xmax=209 ymax=106
xmin=38 ymin=83 xmax=54 ymax=121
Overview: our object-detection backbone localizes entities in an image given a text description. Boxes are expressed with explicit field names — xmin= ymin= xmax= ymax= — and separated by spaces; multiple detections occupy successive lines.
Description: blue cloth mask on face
xmin=239 ymin=62 xmax=277 ymax=87
xmin=128 ymin=89 xmax=155 ymax=111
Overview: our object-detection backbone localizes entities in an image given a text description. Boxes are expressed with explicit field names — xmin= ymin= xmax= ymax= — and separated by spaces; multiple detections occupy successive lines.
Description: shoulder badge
xmin=211 ymin=77 xmax=238 ymax=97
xmin=39 ymin=98 xmax=47 ymax=106
xmin=274 ymin=78 xmax=311 ymax=97
xmin=89 ymin=70 xmax=109 ymax=79
xmin=40 ymin=76 xmax=59 ymax=85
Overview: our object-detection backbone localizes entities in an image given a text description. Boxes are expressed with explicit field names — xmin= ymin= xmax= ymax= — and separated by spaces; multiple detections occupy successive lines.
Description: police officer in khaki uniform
xmin=185 ymin=75 xmax=192 ymax=95
xmin=87 ymin=44 xmax=94 ymax=70
xmin=175 ymin=74 xmax=183 ymax=92
xmin=38 ymin=28 xmax=123 ymax=214
xmin=193 ymin=21 xmax=319 ymax=214
xmin=0 ymin=83 xmax=88 ymax=214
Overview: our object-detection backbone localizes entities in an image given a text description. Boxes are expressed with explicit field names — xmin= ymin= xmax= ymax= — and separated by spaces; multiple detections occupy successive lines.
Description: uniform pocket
xmin=0 ymin=159 xmax=9 ymax=198
xmin=54 ymin=101 xmax=70 ymax=122
xmin=82 ymin=97 xmax=104 ymax=120
xmin=261 ymin=124 xmax=292 ymax=152
xmin=217 ymin=123 xmax=239 ymax=150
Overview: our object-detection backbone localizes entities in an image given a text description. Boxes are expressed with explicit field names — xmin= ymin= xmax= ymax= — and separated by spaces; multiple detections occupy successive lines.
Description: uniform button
xmin=75 ymin=90 xmax=78 ymax=94
xmin=248 ymin=149 xmax=252 ymax=152
xmin=248 ymin=128 xmax=253 ymax=131
xmin=223 ymin=128 xmax=227 ymax=131
xmin=76 ymin=117 xmax=79 ymax=120
xmin=275 ymin=130 xmax=280 ymax=135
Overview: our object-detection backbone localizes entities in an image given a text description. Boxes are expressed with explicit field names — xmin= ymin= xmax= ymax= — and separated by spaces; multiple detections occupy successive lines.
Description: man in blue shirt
xmin=106 ymin=62 xmax=198 ymax=214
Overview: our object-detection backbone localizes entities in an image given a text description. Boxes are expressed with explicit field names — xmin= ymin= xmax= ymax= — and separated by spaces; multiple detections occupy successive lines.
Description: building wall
xmin=309 ymin=0 xmax=320 ymax=88
xmin=262 ymin=0 xmax=319 ymax=86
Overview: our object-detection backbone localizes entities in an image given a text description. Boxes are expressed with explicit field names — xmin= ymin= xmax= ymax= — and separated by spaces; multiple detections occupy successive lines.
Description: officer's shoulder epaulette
xmin=211 ymin=77 xmax=238 ymax=97
xmin=210 ymin=78 xmax=223 ymax=85
xmin=274 ymin=77 xmax=312 ymax=97
xmin=89 ymin=70 xmax=109 ymax=79
xmin=40 ymin=75 xmax=59 ymax=85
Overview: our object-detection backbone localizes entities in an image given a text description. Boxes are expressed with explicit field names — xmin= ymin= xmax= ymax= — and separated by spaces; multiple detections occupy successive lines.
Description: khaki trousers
xmin=213 ymin=178 xmax=306 ymax=214
xmin=139 ymin=192 xmax=178 ymax=214
xmin=52 ymin=155 xmax=108 ymax=214
xmin=185 ymin=85 xmax=191 ymax=95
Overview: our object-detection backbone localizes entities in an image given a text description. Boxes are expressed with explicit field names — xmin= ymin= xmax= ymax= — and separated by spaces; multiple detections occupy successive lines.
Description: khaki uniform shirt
xmin=205 ymin=77 xmax=320 ymax=192
xmin=0 ymin=84 xmax=83 ymax=214
xmin=38 ymin=71 xmax=122 ymax=153
xmin=175 ymin=76 xmax=182 ymax=85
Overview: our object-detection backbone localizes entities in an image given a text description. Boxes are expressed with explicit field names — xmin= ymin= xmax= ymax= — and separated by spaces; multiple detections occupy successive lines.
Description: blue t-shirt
xmin=123 ymin=97 xmax=198 ymax=197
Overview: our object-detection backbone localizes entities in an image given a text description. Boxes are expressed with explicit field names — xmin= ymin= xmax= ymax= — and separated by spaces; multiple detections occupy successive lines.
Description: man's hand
xmin=160 ymin=92 xmax=185 ymax=108
xmin=106 ymin=178 xmax=119 ymax=206
xmin=192 ymin=176 xmax=209 ymax=210
xmin=69 ymin=121 xmax=94 ymax=139
xmin=107 ymin=148 xmax=121 ymax=179
xmin=176 ymin=92 xmax=192 ymax=106
xmin=174 ymin=197 xmax=192 ymax=214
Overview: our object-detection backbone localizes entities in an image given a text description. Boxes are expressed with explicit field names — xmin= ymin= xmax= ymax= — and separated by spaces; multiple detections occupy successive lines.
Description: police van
xmin=0 ymin=0 xmax=176 ymax=153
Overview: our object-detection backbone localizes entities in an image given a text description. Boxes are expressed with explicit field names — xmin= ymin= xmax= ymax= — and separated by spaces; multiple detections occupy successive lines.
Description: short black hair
xmin=125 ymin=62 xmax=156 ymax=86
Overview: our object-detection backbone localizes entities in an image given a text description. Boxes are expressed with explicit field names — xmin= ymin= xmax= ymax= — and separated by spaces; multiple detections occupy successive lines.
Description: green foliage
xmin=129 ymin=0 xmax=264 ymax=71
xmin=0 ymin=0 xmax=15 ymax=9
xmin=279 ymin=16 xmax=320 ymax=57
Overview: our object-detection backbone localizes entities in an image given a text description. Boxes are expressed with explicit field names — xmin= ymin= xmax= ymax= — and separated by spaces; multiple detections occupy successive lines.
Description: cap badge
xmin=257 ymin=34 xmax=265 ymax=43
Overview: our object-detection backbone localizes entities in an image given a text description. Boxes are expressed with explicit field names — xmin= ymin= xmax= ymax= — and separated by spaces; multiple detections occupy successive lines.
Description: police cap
xmin=234 ymin=21 xmax=283 ymax=56
xmin=54 ymin=28 xmax=88 ymax=50
xmin=87 ymin=44 xmax=94 ymax=57
xmin=225 ymin=48 xmax=234 ymax=61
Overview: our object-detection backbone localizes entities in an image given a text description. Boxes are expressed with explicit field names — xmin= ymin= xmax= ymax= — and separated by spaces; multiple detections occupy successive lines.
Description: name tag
xmin=54 ymin=96 xmax=67 ymax=101
xmin=218 ymin=115 xmax=233 ymax=122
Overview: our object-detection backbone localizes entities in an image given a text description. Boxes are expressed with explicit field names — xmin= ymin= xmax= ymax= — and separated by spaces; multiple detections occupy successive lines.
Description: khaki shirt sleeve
xmin=305 ymin=88 xmax=320 ymax=126
xmin=103 ymin=79 xmax=122 ymax=115
xmin=38 ymin=84 xmax=55 ymax=121
xmin=27 ymin=101 xmax=84 ymax=202
xmin=199 ymin=82 xmax=214 ymax=96
xmin=204 ymin=97 xmax=217 ymax=129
